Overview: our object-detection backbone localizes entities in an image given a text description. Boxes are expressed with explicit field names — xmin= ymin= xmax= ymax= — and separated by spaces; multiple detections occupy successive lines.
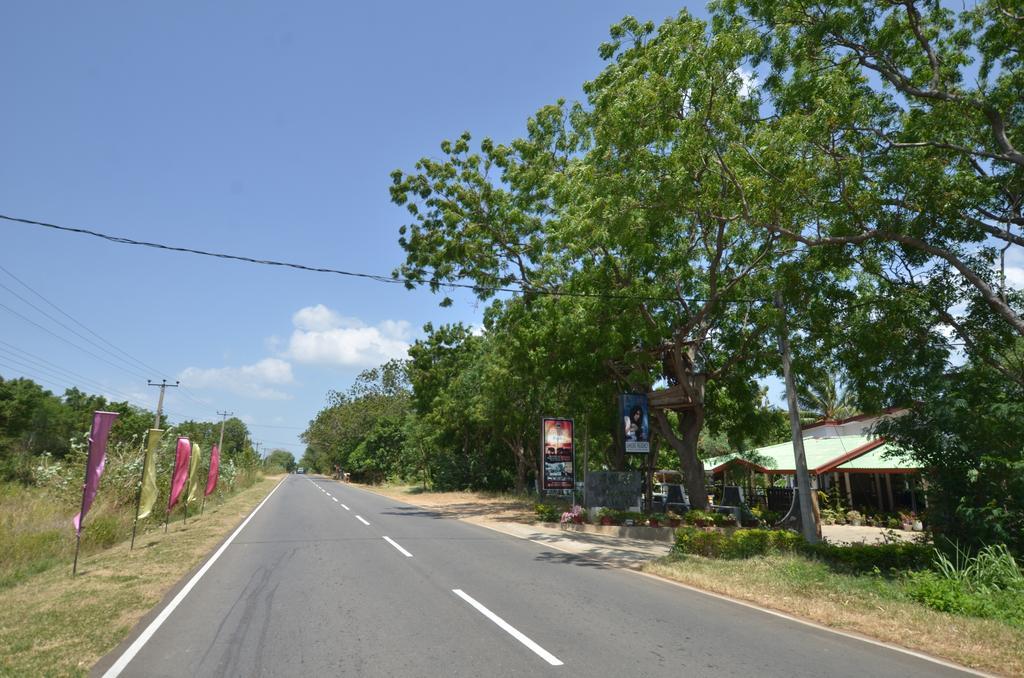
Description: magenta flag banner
xmin=72 ymin=411 xmax=120 ymax=535
xmin=167 ymin=437 xmax=192 ymax=512
xmin=205 ymin=444 xmax=220 ymax=496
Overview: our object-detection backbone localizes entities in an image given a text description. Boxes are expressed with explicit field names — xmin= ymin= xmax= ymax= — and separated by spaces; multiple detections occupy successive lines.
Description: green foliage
xmin=904 ymin=571 xmax=1024 ymax=628
xmin=683 ymin=510 xmax=738 ymax=527
xmin=534 ymin=504 xmax=561 ymax=522
xmin=263 ymin=449 xmax=296 ymax=474
xmin=875 ymin=360 xmax=1024 ymax=558
xmin=673 ymin=527 xmax=804 ymax=559
xmin=800 ymin=541 xmax=936 ymax=575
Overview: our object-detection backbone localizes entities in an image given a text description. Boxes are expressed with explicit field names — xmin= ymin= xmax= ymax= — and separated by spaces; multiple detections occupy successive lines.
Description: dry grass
xmin=353 ymin=483 xmax=538 ymax=523
xmin=0 ymin=475 xmax=283 ymax=677
xmin=645 ymin=554 xmax=1024 ymax=677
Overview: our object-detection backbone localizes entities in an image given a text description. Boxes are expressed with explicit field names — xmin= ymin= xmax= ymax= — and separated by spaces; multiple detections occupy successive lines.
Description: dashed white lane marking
xmin=452 ymin=589 xmax=563 ymax=666
xmin=356 ymin=515 xmax=370 ymax=526
xmin=383 ymin=536 xmax=413 ymax=558
xmin=332 ymin=497 xmax=338 ymax=503
xmin=341 ymin=504 xmax=350 ymax=511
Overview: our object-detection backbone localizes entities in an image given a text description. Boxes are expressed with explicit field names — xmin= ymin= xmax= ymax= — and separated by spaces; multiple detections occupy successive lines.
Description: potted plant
xmin=846 ymin=510 xmax=863 ymax=526
xmin=899 ymin=511 xmax=913 ymax=531
xmin=665 ymin=510 xmax=682 ymax=528
xmin=597 ymin=507 xmax=617 ymax=526
xmin=648 ymin=513 xmax=666 ymax=528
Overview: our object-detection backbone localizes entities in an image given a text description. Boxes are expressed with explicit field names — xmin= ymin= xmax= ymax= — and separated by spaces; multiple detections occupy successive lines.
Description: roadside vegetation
xmin=646 ymin=549 xmax=1024 ymax=677
xmin=649 ymin=528 xmax=1024 ymax=676
xmin=0 ymin=376 xmax=268 ymax=590
xmin=0 ymin=475 xmax=281 ymax=678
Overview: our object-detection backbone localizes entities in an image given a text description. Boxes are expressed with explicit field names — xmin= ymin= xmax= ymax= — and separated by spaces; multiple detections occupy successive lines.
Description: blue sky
xmin=1 ymin=2 xmax=707 ymax=455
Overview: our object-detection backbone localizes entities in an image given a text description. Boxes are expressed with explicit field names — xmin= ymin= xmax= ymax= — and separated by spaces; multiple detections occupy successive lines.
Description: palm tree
xmin=797 ymin=372 xmax=857 ymax=423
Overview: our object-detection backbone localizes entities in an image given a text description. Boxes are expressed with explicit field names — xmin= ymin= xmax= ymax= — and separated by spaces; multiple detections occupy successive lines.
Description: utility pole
xmin=774 ymin=291 xmax=820 ymax=544
xmin=147 ymin=379 xmax=179 ymax=428
xmin=216 ymin=410 xmax=233 ymax=456
xmin=201 ymin=410 xmax=232 ymax=515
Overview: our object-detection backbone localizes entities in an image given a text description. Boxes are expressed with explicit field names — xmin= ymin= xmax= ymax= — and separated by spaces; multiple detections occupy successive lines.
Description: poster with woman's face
xmin=620 ymin=393 xmax=650 ymax=454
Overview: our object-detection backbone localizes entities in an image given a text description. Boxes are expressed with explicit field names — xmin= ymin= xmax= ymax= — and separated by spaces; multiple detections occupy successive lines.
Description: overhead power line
xmin=0 ymin=212 xmax=763 ymax=304
xmin=0 ymin=263 xmax=172 ymax=380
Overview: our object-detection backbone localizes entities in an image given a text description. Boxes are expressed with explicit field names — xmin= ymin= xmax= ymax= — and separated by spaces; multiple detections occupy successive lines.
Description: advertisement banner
xmin=620 ymin=393 xmax=650 ymax=454
xmin=541 ymin=418 xmax=574 ymax=492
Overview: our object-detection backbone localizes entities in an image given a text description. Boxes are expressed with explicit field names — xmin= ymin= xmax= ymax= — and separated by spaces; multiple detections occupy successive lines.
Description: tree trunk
xmin=652 ymin=407 xmax=709 ymax=510
xmin=507 ymin=438 xmax=528 ymax=495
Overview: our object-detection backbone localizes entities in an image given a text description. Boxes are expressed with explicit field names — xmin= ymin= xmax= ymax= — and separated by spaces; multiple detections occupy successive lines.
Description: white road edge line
xmin=356 ymin=515 xmax=370 ymax=525
xmin=332 ymin=497 xmax=338 ymax=503
xmin=341 ymin=504 xmax=350 ymax=511
xmin=452 ymin=589 xmax=563 ymax=666
xmin=383 ymin=536 xmax=413 ymax=557
xmin=101 ymin=476 xmax=287 ymax=678
xmin=470 ymin=522 xmax=988 ymax=678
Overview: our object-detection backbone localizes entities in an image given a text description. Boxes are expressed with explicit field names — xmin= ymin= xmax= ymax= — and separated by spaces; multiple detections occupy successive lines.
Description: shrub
xmin=683 ymin=509 xmax=715 ymax=527
xmin=534 ymin=504 xmax=561 ymax=522
xmin=673 ymin=526 xmax=728 ymax=557
xmin=904 ymin=570 xmax=1024 ymax=627
xmin=673 ymin=527 xmax=805 ymax=559
xmin=801 ymin=541 xmax=936 ymax=574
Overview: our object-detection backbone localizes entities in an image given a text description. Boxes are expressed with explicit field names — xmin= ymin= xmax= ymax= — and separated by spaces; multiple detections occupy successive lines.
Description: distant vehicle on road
xmin=296 ymin=467 xmax=305 ymax=474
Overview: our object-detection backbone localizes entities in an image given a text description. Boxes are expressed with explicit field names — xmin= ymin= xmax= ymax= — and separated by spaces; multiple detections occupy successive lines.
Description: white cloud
xmin=734 ymin=67 xmax=758 ymax=98
xmin=285 ymin=305 xmax=411 ymax=367
xmin=292 ymin=304 xmax=366 ymax=332
xmin=179 ymin=358 xmax=294 ymax=400
xmin=1004 ymin=266 xmax=1024 ymax=290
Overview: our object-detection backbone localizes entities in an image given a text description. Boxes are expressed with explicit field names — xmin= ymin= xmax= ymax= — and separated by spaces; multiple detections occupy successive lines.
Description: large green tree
xmin=391 ymin=14 xmax=815 ymax=508
xmin=717 ymin=0 xmax=1024 ymax=366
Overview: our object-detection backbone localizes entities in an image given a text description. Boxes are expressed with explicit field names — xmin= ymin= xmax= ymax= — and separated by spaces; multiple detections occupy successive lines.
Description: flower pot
xmin=668 ymin=519 xmax=681 ymax=528
xmin=648 ymin=520 xmax=661 ymax=528
xmin=913 ymin=520 xmax=923 ymax=531
xmin=901 ymin=523 xmax=913 ymax=531
xmin=600 ymin=517 xmax=613 ymax=526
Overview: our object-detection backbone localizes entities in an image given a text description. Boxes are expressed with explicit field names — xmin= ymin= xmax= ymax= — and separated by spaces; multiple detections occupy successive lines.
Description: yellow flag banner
xmin=136 ymin=428 xmax=163 ymax=520
xmin=187 ymin=442 xmax=203 ymax=504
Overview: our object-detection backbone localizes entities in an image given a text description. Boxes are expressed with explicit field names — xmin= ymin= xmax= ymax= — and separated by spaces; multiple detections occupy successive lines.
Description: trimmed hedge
xmin=673 ymin=527 xmax=803 ymax=559
xmin=801 ymin=541 xmax=935 ymax=574
xmin=673 ymin=527 xmax=936 ymax=573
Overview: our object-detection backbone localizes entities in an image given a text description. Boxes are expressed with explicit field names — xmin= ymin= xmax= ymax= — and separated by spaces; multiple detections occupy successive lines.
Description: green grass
xmin=0 ymin=476 xmax=282 ymax=677
xmin=646 ymin=551 xmax=1024 ymax=676
xmin=0 ymin=470 xmax=263 ymax=593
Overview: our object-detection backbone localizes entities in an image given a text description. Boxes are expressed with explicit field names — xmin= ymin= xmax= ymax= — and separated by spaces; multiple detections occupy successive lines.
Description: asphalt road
xmin=96 ymin=475 xmax=978 ymax=677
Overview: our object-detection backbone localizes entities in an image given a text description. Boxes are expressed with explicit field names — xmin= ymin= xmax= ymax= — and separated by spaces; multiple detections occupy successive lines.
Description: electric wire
xmin=0 ymin=263 xmax=172 ymax=379
xmin=0 ymin=212 xmax=766 ymax=305
xmin=0 ymin=278 xmax=155 ymax=381
xmin=0 ymin=343 xmax=147 ymax=406
xmin=0 ymin=263 xmax=218 ymax=414
xmin=0 ymin=300 xmax=152 ymax=380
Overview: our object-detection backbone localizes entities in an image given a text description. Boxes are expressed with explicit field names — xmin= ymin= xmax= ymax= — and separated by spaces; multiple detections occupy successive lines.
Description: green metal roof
xmin=706 ymin=436 xmax=918 ymax=474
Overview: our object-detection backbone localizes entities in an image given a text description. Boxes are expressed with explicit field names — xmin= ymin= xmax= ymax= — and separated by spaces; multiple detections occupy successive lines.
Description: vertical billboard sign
xmin=541 ymin=418 xmax=574 ymax=492
xmin=620 ymin=393 xmax=650 ymax=454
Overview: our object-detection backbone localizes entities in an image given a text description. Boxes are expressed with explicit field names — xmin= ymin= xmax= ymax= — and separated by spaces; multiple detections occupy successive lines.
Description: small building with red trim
xmin=706 ymin=410 xmax=922 ymax=513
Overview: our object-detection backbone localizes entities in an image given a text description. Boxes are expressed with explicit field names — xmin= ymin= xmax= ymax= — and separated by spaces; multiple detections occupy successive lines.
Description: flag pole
xmin=183 ymin=451 xmax=191 ymax=526
xmin=164 ymin=445 xmax=174 ymax=534
xmin=129 ymin=438 xmax=147 ymax=551
xmin=72 ymin=437 xmax=93 ymax=576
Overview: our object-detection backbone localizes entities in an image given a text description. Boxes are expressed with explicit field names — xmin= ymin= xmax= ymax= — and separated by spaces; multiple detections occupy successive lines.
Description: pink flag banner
xmin=167 ymin=437 xmax=192 ymax=512
xmin=72 ymin=411 xmax=120 ymax=535
xmin=205 ymin=444 xmax=220 ymax=496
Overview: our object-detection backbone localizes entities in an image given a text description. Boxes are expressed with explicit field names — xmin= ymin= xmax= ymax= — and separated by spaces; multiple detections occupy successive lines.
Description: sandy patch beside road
xmin=348 ymin=483 xmax=538 ymax=525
